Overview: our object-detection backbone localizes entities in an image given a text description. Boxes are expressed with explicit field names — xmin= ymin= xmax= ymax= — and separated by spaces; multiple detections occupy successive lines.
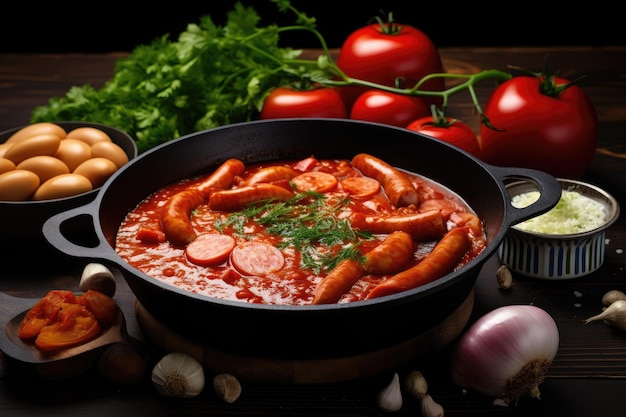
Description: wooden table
xmin=1 ymin=46 xmax=626 ymax=416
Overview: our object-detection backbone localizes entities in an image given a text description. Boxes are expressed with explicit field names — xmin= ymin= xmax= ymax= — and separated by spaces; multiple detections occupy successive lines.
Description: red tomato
xmin=406 ymin=116 xmax=482 ymax=158
xmin=337 ymin=20 xmax=444 ymax=108
xmin=349 ymin=90 xmax=430 ymax=127
xmin=479 ymin=75 xmax=598 ymax=178
xmin=259 ymin=86 xmax=347 ymax=119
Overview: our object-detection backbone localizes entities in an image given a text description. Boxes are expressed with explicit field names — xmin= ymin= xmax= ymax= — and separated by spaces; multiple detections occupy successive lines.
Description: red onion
xmin=450 ymin=304 xmax=559 ymax=405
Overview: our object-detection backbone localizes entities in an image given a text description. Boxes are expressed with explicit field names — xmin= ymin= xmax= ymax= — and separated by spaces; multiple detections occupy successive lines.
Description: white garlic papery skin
xmin=421 ymin=393 xmax=444 ymax=417
xmin=79 ymin=262 xmax=117 ymax=297
xmin=213 ymin=373 xmax=242 ymax=403
xmin=585 ymin=299 xmax=626 ymax=331
xmin=152 ymin=352 xmax=206 ymax=398
xmin=377 ymin=372 xmax=402 ymax=412
xmin=601 ymin=290 xmax=626 ymax=308
xmin=450 ymin=305 xmax=559 ymax=405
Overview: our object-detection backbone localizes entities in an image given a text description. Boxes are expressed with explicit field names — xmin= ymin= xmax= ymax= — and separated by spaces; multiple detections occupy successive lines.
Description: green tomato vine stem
xmin=241 ymin=19 xmax=512 ymax=126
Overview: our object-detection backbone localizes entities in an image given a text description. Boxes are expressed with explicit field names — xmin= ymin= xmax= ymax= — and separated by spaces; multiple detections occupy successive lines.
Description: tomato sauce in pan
xmin=115 ymin=154 xmax=486 ymax=305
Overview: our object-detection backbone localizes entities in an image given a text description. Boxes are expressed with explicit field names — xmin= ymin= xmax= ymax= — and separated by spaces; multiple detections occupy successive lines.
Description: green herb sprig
xmin=31 ymin=0 xmax=511 ymax=153
xmin=214 ymin=190 xmax=371 ymax=274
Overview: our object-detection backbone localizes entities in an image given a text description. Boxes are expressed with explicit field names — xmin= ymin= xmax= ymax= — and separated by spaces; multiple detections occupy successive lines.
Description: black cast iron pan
xmin=41 ymin=119 xmax=562 ymax=360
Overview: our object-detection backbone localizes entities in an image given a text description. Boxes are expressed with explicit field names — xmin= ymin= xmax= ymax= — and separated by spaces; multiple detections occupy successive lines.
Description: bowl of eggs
xmin=0 ymin=121 xmax=137 ymax=249
xmin=499 ymin=178 xmax=620 ymax=280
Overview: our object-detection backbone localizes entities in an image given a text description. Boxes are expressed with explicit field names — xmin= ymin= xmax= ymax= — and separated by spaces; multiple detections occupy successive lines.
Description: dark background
xmin=2 ymin=1 xmax=624 ymax=53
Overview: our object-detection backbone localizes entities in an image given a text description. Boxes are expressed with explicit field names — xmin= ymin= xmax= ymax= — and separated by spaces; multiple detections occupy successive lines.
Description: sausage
xmin=350 ymin=209 xmax=446 ymax=241
xmin=185 ymin=233 xmax=236 ymax=266
xmin=366 ymin=226 xmax=472 ymax=299
xmin=160 ymin=159 xmax=245 ymax=246
xmin=195 ymin=158 xmax=245 ymax=194
xmin=242 ymin=165 xmax=299 ymax=185
xmin=231 ymin=242 xmax=285 ymax=276
xmin=291 ymin=171 xmax=339 ymax=193
xmin=312 ymin=259 xmax=365 ymax=305
xmin=352 ymin=153 xmax=418 ymax=207
xmin=209 ymin=183 xmax=294 ymax=211
xmin=363 ymin=231 xmax=414 ymax=275
xmin=160 ymin=188 xmax=206 ymax=246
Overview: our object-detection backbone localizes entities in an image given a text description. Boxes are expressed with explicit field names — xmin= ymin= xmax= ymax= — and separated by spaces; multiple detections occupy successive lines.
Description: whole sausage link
xmin=363 ymin=231 xmax=414 ymax=275
xmin=352 ymin=153 xmax=419 ymax=207
xmin=242 ymin=165 xmax=299 ymax=185
xmin=312 ymin=259 xmax=366 ymax=305
xmin=160 ymin=188 xmax=206 ymax=246
xmin=195 ymin=158 xmax=246 ymax=194
xmin=209 ymin=183 xmax=294 ymax=212
xmin=350 ymin=209 xmax=446 ymax=241
xmin=366 ymin=226 xmax=472 ymax=299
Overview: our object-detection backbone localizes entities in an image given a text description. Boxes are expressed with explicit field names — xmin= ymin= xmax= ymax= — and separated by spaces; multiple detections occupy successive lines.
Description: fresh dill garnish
xmin=214 ymin=190 xmax=371 ymax=273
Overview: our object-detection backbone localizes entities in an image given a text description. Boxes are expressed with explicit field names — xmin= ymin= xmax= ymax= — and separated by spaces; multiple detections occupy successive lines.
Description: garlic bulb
xmin=377 ymin=373 xmax=402 ymax=412
xmin=213 ymin=373 xmax=242 ymax=403
xmin=450 ymin=305 xmax=559 ymax=405
xmin=421 ymin=393 xmax=444 ymax=417
xmin=151 ymin=352 xmax=205 ymax=398
xmin=585 ymin=299 xmax=626 ymax=331
xmin=403 ymin=370 xmax=428 ymax=399
xmin=79 ymin=262 xmax=116 ymax=297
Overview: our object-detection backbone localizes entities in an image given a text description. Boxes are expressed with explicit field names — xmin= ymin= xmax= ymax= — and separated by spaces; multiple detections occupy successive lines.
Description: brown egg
xmin=66 ymin=127 xmax=112 ymax=146
xmin=73 ymin=157 xmax=118 ymax=188
xmin=0 ymin=157 xmax=16 ymax=174
xmin=0 ymin=169 xmax=40 ymax=201
xmin=5 ymin=122 xmax=66 ymax=144
xmin=3 ymin=134 xmax=61 ymax=165
xmin=55 ymin=139 xmax=92 ymax=171
xmin=0 ymin=143 xmax=12 ymax=158
xmin=90 ymin=141 xmax=129 ymax=168
xmin=17 ymin=155 xmax=70 ymax=183
xmin=33 ymin=173 xmax=93 ymax=200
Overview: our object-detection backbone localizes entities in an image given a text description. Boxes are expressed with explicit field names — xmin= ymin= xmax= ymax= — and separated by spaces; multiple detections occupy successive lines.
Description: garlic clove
xmin=213 ymin=372 xmax=242 ymax=403
xmin=79 ymin=262 xmax=116 ymax=297
xmin=421 ymin=393 xmax=444 ymax=417
xmin=601 ymin=289 xmax=626 ymax=307
xmin=496 ymin=264 xmax=512 ymax=289
xmin=377 ymin=372 xmax=402 ymax=412
xmin=151 ymin=352 xmax=205 ymax=398
xmin=584 ymin=299 xmax=626 ymax=331
xmin=403 ymin=370 xmax=428 ymax=399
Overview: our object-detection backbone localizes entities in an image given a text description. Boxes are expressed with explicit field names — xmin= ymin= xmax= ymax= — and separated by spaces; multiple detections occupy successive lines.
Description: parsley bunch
xmin=31 ymin=1 xmax=328 ymax=152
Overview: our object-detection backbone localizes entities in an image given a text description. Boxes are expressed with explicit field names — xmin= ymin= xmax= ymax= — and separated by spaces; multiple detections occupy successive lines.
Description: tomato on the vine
xmin=349 ymin=90 xmax=430 ymax=127
xmin=336 ymin=16 xmax=444 ymax=108
xmin=259 ymin=86 xmax=347 ymax=119
xmin=406 ymin=116 xmax=481 ymax=158
xmin=479 ymin=73 xmax=597 ymax=178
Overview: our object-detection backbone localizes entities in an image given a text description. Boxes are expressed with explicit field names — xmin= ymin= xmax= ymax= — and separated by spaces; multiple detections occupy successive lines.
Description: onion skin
xmin=450 ymin=305 xmax=559 ymax=405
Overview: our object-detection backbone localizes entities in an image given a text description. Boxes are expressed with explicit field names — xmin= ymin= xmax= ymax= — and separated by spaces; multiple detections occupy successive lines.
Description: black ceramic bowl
xmin=0 ymin=121 xmax=137 ymax=249
xmin=42 ymin=119 xmax=561 ymax=362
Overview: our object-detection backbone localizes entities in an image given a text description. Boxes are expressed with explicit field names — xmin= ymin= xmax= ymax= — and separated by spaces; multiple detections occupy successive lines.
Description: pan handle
xmin=487 ymin=165 xmax=562 ymax=227
xmin=42 ymin=201 xmax=114 ymax=262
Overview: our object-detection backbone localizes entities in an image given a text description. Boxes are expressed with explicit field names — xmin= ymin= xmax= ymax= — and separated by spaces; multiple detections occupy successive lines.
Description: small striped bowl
xmin=499 ymin=179 xmax=620 ymax=280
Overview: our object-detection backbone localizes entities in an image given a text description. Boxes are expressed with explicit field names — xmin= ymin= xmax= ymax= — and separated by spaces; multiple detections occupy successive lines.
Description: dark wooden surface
xmin=1 ymin=46 xmax=626 ymax=416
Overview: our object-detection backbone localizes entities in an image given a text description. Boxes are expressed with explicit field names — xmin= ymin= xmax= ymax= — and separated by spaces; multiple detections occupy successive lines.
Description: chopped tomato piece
xmin=78 ymin=290 xmax=118 ymax=326
xmin=34 ymin=303 xmax=101 ymax=352
xmin=18 ymin=290 xmax=77 ymax=339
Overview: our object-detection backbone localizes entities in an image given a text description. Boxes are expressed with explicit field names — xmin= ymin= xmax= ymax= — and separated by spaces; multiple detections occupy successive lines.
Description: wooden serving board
xmin=135 ymin=289 xmax=474 ymax=384
xmin=0 ymin=292 xmax=134 ymax=379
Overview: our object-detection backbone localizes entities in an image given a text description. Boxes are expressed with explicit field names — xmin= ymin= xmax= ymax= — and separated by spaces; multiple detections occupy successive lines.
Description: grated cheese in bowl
xmin=511 ymin=189 xmax=607 ymax=234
